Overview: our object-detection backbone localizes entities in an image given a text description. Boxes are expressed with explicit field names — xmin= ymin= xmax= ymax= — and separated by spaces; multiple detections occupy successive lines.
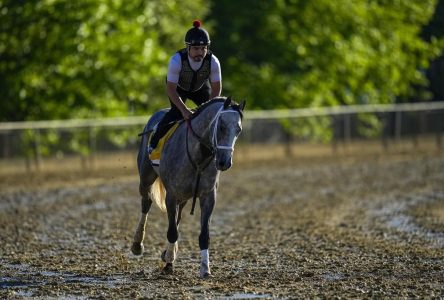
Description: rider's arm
xmin=166 ymin=53 xmax=193 ymax=120
xmin=210 ymin=55 xmax=222 ymax=99
xmin=210 ymin=81 xmax=221 ymax=99
xmin=166 ymin=81 xmax=192 ymax=120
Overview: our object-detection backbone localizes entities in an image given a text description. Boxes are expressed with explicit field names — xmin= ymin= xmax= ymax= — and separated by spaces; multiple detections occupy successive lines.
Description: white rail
xmin=246 ymin=101 xmax=444 ymax=120
xmin=1 ymin=101 xmax=443 ymax=131
xmin=0 ymin=116 xmax=149 ymax=131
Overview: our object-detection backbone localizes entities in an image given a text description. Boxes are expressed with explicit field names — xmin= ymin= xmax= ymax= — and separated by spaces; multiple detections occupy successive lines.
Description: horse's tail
xmin=150 ymin=177 xmax=166 ymax=212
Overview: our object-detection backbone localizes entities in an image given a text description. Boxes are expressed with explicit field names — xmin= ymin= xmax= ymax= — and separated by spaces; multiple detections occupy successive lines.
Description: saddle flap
xmin=149 ymin=123 xmax=180 ymax=164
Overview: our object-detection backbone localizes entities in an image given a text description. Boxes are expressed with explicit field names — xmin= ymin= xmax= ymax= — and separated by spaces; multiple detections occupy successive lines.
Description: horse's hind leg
xmin=161 ymin=195 xmax=183 ymax=273
xmin=131 ymin=165 xmax=157 ymax=255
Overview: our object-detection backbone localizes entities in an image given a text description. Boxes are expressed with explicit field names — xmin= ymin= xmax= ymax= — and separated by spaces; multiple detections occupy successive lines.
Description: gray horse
xmin=131 ymin=96 xmax=245 ymax=278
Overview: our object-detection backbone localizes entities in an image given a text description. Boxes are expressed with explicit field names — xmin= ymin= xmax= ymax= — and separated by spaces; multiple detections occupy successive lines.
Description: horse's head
xmin=211 ymin=97 xmax=246 ymax=171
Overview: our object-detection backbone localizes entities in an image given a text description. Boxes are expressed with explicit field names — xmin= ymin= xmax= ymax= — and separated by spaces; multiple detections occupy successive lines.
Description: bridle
xmin=210 ymin=107 xmax=239 ymax=152
xmin=186 ymin=105 xmax=241 ymax=215
xmin=186 ymin=106 xmax=240 ymax=163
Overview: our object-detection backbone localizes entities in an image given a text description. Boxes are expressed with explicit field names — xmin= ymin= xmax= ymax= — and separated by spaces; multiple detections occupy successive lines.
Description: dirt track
xmin=1 ymin=148 xmax=443 ymax=299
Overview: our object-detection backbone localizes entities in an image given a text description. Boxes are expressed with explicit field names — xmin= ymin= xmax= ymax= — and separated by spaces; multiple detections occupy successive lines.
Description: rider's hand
xmin=181 ymin=109 xmax=193 ymax=120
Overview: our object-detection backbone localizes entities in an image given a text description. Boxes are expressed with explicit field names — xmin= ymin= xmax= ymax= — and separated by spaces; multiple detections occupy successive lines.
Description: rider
xmin=148 ymin=20 xmax=222 ymax=152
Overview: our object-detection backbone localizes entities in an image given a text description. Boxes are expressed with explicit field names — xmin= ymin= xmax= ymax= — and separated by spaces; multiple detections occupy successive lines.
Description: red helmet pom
xmin=192 ymin=20 xmax=202 ymax=28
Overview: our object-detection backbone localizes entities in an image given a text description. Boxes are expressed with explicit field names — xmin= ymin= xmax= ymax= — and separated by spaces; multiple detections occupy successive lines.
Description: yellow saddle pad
xmin=149 ymin=123 xmax=180 ymax=163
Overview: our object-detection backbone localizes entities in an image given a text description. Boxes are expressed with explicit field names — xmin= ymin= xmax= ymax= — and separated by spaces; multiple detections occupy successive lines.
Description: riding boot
xmin=149 ymin=111 xmax=181 ymax=152
xmin=149 ymin=123 xmax=171 ymax=150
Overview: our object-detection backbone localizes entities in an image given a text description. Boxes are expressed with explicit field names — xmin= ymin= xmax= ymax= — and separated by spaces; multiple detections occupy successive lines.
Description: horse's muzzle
xmin=216 ymin=153 xmax=232 ymax=171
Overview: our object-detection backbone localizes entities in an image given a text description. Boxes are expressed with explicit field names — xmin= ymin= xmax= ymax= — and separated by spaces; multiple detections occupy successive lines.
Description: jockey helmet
xmin=185 ymin=20 xmax=211 ymax=46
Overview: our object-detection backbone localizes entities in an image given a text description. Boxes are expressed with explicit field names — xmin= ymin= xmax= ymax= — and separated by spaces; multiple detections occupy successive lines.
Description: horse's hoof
xmin=162 ymin=263 xmax=173 ymax=274
xmin=131 ymin=242 xmax=144 ymax=256
xmin=161 ymin=250 xmax=167 ymax=262
xmin=200 ymin=272 xmax=213 ymax=279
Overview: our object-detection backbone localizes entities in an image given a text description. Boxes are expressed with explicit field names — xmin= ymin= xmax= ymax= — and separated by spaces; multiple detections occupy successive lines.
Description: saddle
xmin=149 ymin=122 xmax=180 ymax=167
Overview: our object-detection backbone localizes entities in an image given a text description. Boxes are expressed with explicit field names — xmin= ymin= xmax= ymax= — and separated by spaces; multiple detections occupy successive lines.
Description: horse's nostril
xmin=217 ymin=158 xmax=232 ymax=171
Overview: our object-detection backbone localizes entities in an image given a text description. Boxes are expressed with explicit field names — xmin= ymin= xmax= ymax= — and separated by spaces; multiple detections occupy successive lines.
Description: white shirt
xmin=166 ymin=52 xmax=221 ymax=84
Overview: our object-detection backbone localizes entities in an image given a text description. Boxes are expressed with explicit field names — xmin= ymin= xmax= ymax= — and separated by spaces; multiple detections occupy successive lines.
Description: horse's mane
xmin=192 ymin=96 xmax=244 ymax=119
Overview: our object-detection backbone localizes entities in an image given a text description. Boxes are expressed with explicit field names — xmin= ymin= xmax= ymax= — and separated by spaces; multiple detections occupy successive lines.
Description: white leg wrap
xmin=164 ymin=242 xmax=178 ymax=263
xmin=200 ymin=249 xmax=210 ymax=278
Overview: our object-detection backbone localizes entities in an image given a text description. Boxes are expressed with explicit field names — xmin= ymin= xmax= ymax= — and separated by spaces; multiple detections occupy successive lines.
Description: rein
xmin=186 ymin=119 xmax=215 ymax=215
xmin=186 ymin=105 xmax=240 ymax=215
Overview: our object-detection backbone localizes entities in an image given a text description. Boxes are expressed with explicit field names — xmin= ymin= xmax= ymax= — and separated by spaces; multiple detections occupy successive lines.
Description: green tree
xmin=0 ymin=0 xmax=209 ymax=122
xmin=422 ymin=0 xmax=444 ymax=101
xmin=210 ymin=0 xmax=443 ymax=109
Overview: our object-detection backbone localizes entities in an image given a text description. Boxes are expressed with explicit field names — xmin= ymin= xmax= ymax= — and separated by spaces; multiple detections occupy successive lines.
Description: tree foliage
xmin=210 ymin=0 xmax=443 ymax=109
xmin=0 ymin=0 xmax=209 ymax=121
xmin=0 ymin=0 xmax=443 ymax=123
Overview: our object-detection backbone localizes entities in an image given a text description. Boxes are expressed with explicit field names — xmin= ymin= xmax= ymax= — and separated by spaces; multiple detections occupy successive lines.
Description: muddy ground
xmin=0 ymin=146 xmax=443 ymax=299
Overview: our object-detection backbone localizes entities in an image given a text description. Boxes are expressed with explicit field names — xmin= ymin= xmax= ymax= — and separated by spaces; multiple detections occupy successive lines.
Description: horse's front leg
xmin=161 ymin=194 xmax=179 ymax=273
xmin=199 ymin=189 xmax=216 ymax=278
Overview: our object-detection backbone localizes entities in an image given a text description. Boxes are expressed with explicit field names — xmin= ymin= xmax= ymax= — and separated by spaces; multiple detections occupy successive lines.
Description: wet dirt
xmin=1 ymin=149 xmax=443 ymax=299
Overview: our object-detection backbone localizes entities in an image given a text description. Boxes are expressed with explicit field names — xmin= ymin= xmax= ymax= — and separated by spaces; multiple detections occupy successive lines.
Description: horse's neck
xmin=191 ymin=102 xmax=223 ymax=139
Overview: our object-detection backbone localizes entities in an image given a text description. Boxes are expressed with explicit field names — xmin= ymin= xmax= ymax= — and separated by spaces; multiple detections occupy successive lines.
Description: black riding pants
xmin=150 ymin=81 xmax=211 ymax=148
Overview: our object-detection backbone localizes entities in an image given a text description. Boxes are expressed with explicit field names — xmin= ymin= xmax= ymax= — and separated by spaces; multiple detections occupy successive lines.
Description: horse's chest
xmin=164 ymin=172 xmax=218 ymax=200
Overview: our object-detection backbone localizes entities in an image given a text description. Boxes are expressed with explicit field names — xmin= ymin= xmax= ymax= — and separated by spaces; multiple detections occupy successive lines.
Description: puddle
xmin=0 ymin=278 xmax=33 ymax=288
xmin=372 ymin=191 xmax=444 ymax=247
xmin=322 ymin=272 xmax=345 ymax=281
xmin=0 ymin=260 xmax=129 ymax=290
xmin=221 ymin=293 xmax=272 ymax=299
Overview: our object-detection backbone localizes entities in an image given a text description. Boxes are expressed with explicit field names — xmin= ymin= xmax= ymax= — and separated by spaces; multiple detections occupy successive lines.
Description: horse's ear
xmin=239 ymin=100 xmax=246 ymax=111
xmin=224 ymin=96 xmax=232 ymax=109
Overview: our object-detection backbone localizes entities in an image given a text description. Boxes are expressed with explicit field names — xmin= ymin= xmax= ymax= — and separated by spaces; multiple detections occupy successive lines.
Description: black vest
xmin=177 ymin=48 xmax=212 ymax=92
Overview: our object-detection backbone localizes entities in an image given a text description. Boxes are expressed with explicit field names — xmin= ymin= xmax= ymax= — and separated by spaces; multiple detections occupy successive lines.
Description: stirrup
xmin=147 ymin=145 xmax=154 ymax=154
